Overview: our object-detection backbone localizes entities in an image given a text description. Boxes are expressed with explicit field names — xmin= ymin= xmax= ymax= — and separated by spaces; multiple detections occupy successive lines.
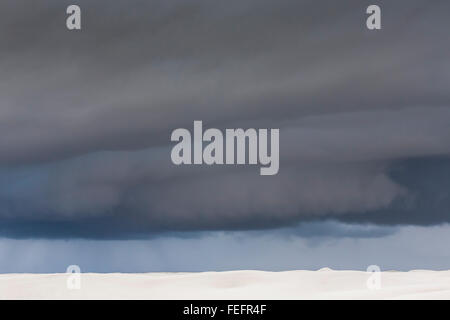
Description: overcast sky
xmin=0 ymin=0 xmax=449 ymax=272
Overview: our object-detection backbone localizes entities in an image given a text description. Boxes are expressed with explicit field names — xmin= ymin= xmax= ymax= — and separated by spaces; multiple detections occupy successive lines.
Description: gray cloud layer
xmin=0 ymin=0 xmax=449 ymax=238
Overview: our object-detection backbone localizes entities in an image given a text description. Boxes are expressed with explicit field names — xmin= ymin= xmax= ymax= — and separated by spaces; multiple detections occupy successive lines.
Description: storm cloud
xmin=0 ymin=0 xmax=449 ymax=238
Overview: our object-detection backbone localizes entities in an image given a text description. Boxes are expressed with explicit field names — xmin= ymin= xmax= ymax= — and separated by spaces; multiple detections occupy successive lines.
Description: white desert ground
xmin=0 ymin=269 xmax=449 ymax=299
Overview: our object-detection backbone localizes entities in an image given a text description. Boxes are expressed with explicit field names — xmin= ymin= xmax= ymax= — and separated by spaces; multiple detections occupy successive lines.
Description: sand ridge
xmin=0 ymin=269 xmax=449 ymax=299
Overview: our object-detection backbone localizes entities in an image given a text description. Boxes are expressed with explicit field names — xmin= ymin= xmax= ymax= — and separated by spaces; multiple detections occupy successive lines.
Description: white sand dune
xmin=1 ymin=269 xmax=449 ymax=299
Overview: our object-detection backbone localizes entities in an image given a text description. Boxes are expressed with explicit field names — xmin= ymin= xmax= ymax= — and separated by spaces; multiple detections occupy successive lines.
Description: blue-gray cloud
xmin=1 ymin=223 xmax=449 ymax=273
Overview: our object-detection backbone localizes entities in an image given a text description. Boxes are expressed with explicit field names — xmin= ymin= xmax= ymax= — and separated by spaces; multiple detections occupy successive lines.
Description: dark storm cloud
xmin=1 ymin=0 xmax=449 ymax=165
xmin=0 ymin=0 xmax=449 ymax=238
xmin=340 ymin=157 xmax=450 ymax=226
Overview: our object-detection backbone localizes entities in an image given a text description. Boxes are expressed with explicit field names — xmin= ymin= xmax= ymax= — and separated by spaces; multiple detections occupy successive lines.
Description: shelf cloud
xmin=0 ymin=0 xmax=449 ymax=238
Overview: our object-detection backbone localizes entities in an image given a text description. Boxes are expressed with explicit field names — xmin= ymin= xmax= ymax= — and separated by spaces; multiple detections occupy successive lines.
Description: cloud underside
xmin=0 ymin=0 xmax=450 ymax=238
